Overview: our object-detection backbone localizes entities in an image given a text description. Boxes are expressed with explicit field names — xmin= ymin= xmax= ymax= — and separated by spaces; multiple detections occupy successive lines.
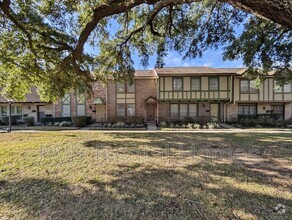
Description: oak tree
xmin=0 ymin=0 xmax=291 ymax=101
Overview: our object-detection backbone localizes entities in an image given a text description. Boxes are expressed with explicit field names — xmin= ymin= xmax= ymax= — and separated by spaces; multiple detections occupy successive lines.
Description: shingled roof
xmin=134 ymin=70 xmax=157 ymax=78
xmin=154 ymin=66 xmax=247 ymax=75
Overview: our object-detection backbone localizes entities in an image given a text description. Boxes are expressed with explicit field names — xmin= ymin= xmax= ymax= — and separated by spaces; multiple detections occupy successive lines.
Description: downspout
xmin=226 ymin=75 xmax=235 ymax=122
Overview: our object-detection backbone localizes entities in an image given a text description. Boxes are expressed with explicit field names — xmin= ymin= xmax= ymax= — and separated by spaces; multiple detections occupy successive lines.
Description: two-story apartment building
xmin=1 ymin=66 xmax=291 ymax=123
xmin=54 ymin=66 xmax=292 ymax=123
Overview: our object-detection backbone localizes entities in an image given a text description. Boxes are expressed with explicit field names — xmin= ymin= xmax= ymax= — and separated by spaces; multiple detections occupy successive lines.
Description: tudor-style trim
xmin=75 ymin=91 xmax=86 ymax=116
xmin=61 ymin=93 xmax=71 ymax=117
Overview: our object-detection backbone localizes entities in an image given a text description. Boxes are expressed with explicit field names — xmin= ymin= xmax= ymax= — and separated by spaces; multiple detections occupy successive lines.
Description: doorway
xmin=147 ymin=104 xmax=155 ymax=122
xmin=210 ymin=103 xmax=219 ymax=121
xmin=37 ymin=105 xmax=45 ymax=122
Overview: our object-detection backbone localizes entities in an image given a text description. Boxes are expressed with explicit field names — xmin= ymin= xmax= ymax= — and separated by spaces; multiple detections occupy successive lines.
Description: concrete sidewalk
xmin=5 ymin=128 xmax=292 ymax=134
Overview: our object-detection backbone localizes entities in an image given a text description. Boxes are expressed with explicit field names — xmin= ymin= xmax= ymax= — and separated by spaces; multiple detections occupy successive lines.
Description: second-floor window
xmin=209 ymin=77 xmax=219 ymax=90
xmin=191 ymin=77 xmax=200 ymax=91
xmin=116 ymin=82 xmax=135 ymax=93
xmin=284 ymin=84 xmax=292 ymax=93
xmin=240 ymin=80 xmax=257 ymax=93
xmin=173 ymin=78 xmax=183 ymax=91
xmin=274 ymin=81 xmax=292 ymax=93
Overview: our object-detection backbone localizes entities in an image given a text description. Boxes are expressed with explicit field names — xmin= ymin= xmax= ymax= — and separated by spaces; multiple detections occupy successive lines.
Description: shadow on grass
xmin=1 ymin=164 xmax=291 ymax=219
xmin=83 ymin=132 xmax=292 ymax=159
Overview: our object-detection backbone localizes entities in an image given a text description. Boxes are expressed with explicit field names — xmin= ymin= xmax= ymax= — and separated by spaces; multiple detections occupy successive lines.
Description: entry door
xmin=210 ymin=104 xmax=219 ymax=121
xmin=37 ymin=105 xmax=45 ymax=122
xmin=147 ymin=104 xmax=155 ymax=122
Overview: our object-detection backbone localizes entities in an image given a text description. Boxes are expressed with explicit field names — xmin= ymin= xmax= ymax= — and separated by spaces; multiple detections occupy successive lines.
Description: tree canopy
xmin=0 ymin=0 xmax=291 ymax=101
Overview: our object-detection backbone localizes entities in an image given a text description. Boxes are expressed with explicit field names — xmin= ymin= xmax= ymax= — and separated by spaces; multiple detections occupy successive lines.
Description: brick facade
xmin=226 ymin=103 xmax=238 ymax=122
xmin=158 ymin=103 xmax=170 ymax=122
xmin=106 ymin=81 xmax=116 ymax=122
xmin=51 ymin=68 xmax=292 ymax=123
xmin=135 ymin=78 xmax=158 ymax=122
xmin=54 ymin=82 xmax=106 ymax=122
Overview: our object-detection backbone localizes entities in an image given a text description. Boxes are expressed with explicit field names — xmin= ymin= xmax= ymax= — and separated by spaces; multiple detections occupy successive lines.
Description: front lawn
xmin=0 ymin=131 xmax=291 ymax=219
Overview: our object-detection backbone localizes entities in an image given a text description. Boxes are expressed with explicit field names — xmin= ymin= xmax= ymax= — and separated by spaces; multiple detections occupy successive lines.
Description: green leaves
xmin=0 ymin=0 xmax=291 ymax=101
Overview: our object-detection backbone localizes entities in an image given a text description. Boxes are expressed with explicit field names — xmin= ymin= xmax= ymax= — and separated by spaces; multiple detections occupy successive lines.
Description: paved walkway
xmin=3 ymin=129 xmax=292 ymax=134
xmin=219 ymin=123 xmax=240 ymax=129
xmin=147 ymin=122 xmax=158 ymax=130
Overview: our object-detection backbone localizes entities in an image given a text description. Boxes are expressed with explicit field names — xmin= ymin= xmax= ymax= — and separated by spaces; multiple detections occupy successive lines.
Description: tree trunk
xmin=225 ymin=0 xmax=292 ymax=29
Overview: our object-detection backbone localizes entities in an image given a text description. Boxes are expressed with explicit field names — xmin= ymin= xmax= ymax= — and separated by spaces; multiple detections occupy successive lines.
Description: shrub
xmin=116 ymin=121 xmax=125 ymax=128
xmin=192 ymin=123 xmax=201 ymax=129
xmin=181 ymin=124 xmax=186 ymax=128
xmin=41 ymin=117 xmax=71 ymax=124
xmin=0 ymin=115 xmax=18 ymax=125
xmin=193 ymin=116 xmax=214 ymax=125
xmin=23 ymin=117 xmax=34 ymax=126
xmin=71 ymin=116 xmax=87 ymax=127
xmin=206 ymin=123 xmax=215 ymax=129
xmin=159 ymin=121 xmax=167 ymax=128
xmin=186 ymin=123 xmax=193 ymax=129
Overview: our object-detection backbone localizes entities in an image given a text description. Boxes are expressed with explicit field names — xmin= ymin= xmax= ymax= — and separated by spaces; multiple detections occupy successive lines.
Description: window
xmin=1 ymin=106 xmax=8 ymax=117
xmin=249 ymin=80 xmax=258 ymax=93
xmin=209 ymin=77 xmax=219 ymax=90
xmin=274 ymin=81 xmax=292 ymax=93
xmin=271 ymin=105 xmax=284 ymax=114
xmin=238 ymin=105 xmax=256 ymax=115
xmin=116 ymin=83 xmax=125 ymax=93
xmin=173 ymin=78 xmax=183 ymax=91
xmin=180 ymin=104 xmax=188 ymax=120
xmin=16 ymin=106 xmax=22 ymax=115
xmin=274 ymin=81 xmax=282 ymax=93
xmin=116 ymin=82 xmax=135 ymax=93
xmin=241 ymin=80 xmax=258 ymax=93
xmin=271 ymin=105 xmax=284 ymax=120
xmin=76 ymin=92 xmax=86 ymax=116
xmin=117 ymin=104 xmax=125 ymax=117
xmin=189 ymin=104 xmax=198 ymax=118
xmin=62 ymin=94 xmax=71 ymax=117
xmin=127 ymin=104 xmax=135 ymax=116
xmin=127 ymin=84 xmax=135 ymax=93
xmin=284 ymin=84 xmax=292 ymax=93
xmin=170 ymin=104 xmax=198 ymax=120
xmin=191 ymin=77 xmax=200 ymax=91
xmin=117 ymin=104 xmax=135 ymax=117
xmin=171 ymin=104 xmax=179 ymax=119
xmin=240 ymin=80 xmax=249 ymax=93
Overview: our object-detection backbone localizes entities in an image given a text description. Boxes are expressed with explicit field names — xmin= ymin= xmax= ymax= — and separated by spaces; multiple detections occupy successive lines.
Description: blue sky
xmin=131 ymin=48 xmax=244 ymax=70
xmin=85 ymin=44 xmax=245 ymax=70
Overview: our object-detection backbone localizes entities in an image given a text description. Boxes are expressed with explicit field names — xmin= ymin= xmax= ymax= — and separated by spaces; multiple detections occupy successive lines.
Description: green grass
xmin=0 ymin=131 xmax=291 ymax=219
